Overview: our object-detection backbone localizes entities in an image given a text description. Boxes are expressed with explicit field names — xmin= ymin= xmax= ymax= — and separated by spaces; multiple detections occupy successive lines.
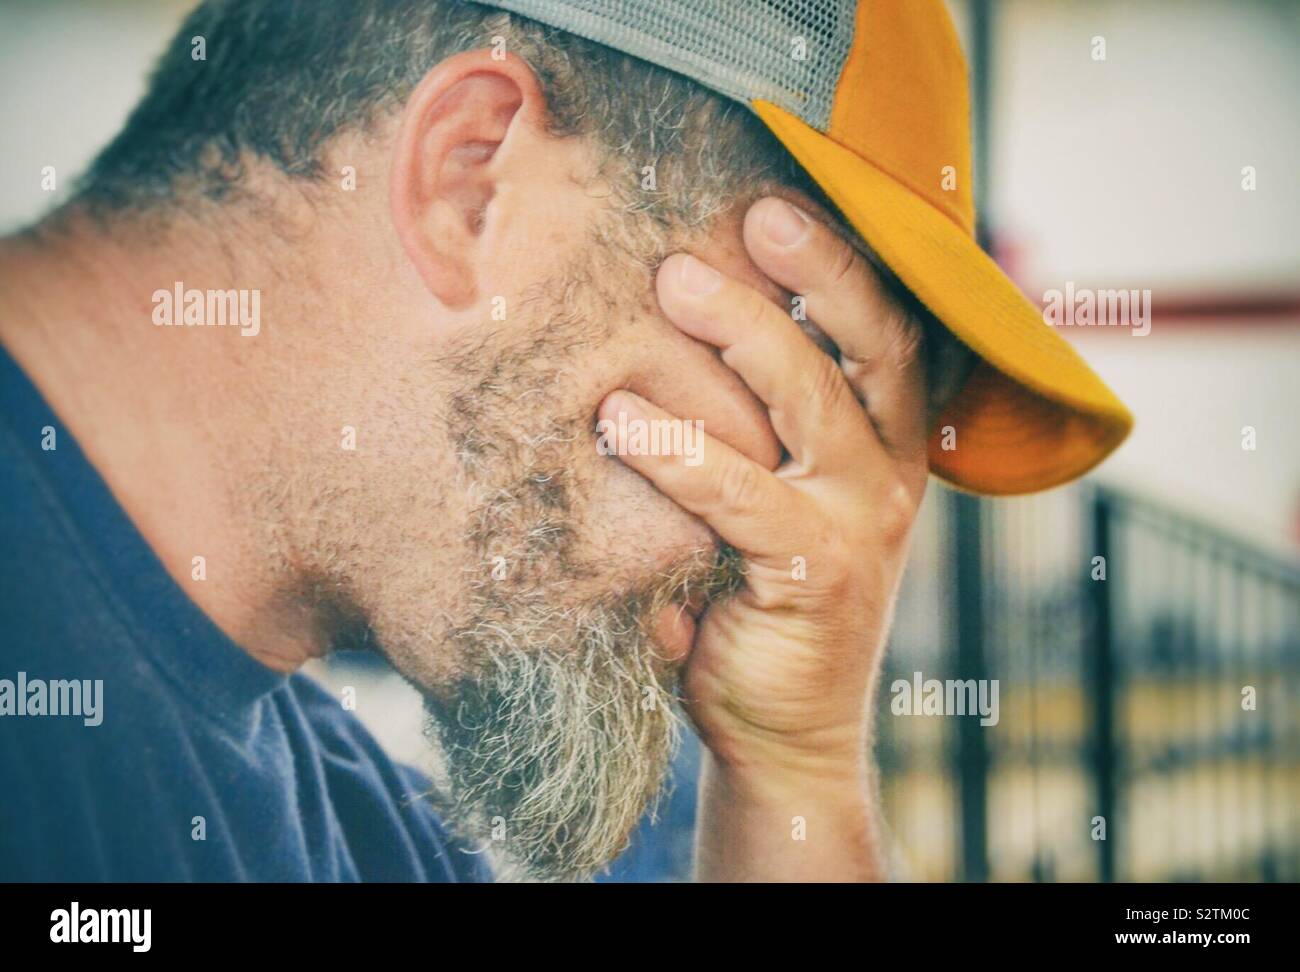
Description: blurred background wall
xmin=2 ymin=0 xmax=1295 ymax=881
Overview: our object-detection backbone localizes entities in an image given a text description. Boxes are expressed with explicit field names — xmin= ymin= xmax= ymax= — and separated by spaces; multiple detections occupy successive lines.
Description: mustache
xmin=647 ymin=540 xmax=746 ymax=627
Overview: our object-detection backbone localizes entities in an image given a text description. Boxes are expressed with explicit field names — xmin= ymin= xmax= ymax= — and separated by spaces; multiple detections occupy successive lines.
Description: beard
xmin=422 ymin=535 xmax=742 ymax=883
xmin=421 ymin=579 xmax=683 ymax=883
xmin=406 ymin=256 xmax=743 ymax=882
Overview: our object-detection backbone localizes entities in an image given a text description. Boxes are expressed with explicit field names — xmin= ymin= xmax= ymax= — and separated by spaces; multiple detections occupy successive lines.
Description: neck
xmin=0 ymin=206 xmax=321 ymax=672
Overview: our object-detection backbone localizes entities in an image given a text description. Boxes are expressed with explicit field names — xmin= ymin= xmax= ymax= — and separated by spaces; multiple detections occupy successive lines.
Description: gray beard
xmin=415 ymin=262 xmax=745 ymax=879
xmin=423 ymin=408 xmax=738 ymax=881
xmin=421 ymin=596 xmax=683 ymax=882
xmin=417 ymin=430 xmax=745 ymax=879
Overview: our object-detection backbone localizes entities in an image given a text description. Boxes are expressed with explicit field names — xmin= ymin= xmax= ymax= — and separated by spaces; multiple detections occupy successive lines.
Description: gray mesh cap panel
xmin=470 ymin=0 xmax=858 ymax=131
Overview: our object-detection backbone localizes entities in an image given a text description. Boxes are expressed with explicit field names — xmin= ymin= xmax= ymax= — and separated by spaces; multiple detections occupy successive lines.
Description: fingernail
xmin=678 ymin=254 xmax=721 ymax=295
xmin=763 ymin=199 xmax=810 ymax=247
xmin=604 ymin=390 xmax=642 ymax=422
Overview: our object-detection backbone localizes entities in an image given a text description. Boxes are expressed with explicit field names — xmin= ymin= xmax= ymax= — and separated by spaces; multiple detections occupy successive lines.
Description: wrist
xmin=700 ymin=740 xmax=873 ymax=809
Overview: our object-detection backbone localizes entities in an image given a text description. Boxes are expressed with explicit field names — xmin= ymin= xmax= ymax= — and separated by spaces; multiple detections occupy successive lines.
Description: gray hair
xmin=76 ymin=1 xmax=812 ymax=227
xmin=75 ymin=0 xmax=972 ymax=406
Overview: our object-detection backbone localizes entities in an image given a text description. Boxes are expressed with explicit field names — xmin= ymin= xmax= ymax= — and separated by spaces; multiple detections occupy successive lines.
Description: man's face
xmin=273 ymin=180 xmax=797 ymax=879
xmin=417 ymin=222 xmax=761 ymax=882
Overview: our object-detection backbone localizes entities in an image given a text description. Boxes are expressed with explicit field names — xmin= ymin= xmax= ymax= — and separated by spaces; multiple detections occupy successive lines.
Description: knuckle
xmin=818 ymin=530 xmax=855 ymax=584
xmin=717 ymin=457 xmax=765 ymax=512
xmin=822 ymin=235 xmax=859 ymax=295
xmin=802 ymin=355 xmax=852 ymax=415
xmin=876 ymin=478 xmax=919 ymax=547
xmin=883 ymin=307 xmax=923 ymax=369
xmin=738 ymin=286 xmax=775 ymax=334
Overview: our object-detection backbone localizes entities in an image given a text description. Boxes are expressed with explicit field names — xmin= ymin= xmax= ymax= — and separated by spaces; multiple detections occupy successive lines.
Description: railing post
xmin=952 ymin=490 xmax=989 ymax=882
xmin=954 ymin=0 xmax=996 ymax=887
xmin=1087 ymin=490 xmax=1119 ymax=882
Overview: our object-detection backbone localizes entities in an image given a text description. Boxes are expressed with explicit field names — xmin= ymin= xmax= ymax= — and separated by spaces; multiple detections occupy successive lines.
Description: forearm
xmin=693 ymin=748 xmax=887 ymax=882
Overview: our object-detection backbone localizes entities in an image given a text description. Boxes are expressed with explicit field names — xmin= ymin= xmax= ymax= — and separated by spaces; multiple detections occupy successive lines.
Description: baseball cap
xmin=472 ymin=0 xmax=1134 ymax=495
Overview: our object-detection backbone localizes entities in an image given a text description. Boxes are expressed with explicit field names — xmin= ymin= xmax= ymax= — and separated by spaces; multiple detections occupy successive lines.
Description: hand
xmin=599 ymin=196 xmax=930 ymax=800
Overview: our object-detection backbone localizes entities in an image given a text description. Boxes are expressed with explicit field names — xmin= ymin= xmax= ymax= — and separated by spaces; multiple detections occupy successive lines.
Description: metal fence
xmin=873 ymin=484 xmax=1300 ymax=883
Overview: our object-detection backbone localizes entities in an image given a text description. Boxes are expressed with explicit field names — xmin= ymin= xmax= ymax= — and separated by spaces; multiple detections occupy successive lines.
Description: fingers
xmin=655 ymin=252 xmax=884 ymax=481
xmin=596 ymin=389 xmax=812 ymax=568
xmin=742 ymin=196 xmax=930 ymax=461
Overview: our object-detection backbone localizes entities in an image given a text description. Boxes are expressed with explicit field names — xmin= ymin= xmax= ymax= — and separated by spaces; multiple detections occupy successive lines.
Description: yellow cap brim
xmin=753 ymin=100 xmax=1133 ymax=496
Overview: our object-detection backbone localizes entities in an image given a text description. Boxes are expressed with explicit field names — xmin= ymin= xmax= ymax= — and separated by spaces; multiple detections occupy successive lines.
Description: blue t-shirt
xmin=0 ymin=345 xmax=489 ymax=882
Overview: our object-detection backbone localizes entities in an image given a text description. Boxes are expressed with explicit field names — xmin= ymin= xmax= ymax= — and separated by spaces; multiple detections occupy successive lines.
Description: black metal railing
xmin=875 ymin=484 xmax=1300 ymax=882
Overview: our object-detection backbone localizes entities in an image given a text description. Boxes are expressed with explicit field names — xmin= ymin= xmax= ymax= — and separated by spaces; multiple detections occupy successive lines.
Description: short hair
xmin=76 ymin=0 xmax=971 ymax=409
xmin=77 ymin=1 xmax=811 ymax=223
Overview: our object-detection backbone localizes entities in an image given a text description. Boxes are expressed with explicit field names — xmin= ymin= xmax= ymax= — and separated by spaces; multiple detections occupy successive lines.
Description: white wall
xmin=0 ymin=0 xmax=194 ymax=231
xmin=989 ymin=0 xmax=1300 ymax=293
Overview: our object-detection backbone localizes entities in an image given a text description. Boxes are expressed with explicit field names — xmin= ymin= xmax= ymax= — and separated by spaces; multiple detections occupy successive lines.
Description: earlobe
xmin=389 ymin=50 xmax=542 ymax=311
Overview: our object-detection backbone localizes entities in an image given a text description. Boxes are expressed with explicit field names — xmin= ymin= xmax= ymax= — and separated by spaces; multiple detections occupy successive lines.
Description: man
xmin=0 ymin=0 xmax=1130 ymax=882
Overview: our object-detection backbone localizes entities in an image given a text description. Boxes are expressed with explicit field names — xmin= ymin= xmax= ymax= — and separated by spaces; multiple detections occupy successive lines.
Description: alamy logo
xmin=890 ymin=671 xmax=1000 ymax=726
xmin=151 ymin=281 xmax=261 ymax=336
xmin=1042 ymin=282 xmax=1151 ymax=336
xmin=50 ymin=902 xmax=151 ymax=952
xmin=595 ymin=410 xmax=704 ymax=466
xmin=0 ymin=672 xmax=102 ymax=726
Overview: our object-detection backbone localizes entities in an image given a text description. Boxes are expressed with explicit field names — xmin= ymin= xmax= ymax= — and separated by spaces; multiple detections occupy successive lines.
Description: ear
xmin=389 ymin=50 xmax=547 ymax=310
